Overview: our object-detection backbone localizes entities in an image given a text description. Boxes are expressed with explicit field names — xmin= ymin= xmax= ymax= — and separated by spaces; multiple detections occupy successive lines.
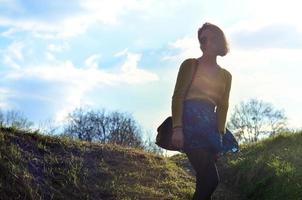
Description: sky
xmin=1 ymin=0 xmax=302 ymax=155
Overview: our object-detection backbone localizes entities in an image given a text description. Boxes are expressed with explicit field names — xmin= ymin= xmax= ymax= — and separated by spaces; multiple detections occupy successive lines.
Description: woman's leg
xmin=185 ymin=149 xmax=220 ymax=200
xmin=204 ymin=158 xmax=220 ymax=199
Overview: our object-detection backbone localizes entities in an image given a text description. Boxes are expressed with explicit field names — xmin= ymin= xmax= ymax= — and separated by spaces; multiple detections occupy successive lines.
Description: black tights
xmin=185 ymin=149 xmax=220 ymax=200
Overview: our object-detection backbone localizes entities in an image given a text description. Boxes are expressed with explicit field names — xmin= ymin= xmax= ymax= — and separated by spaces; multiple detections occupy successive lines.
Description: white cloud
xmin=0 ymin=0 xmax=191 ymax=39
xmin=0 ymin=0 xmax=22 ymax=13
xmin=162 ymin=36 xmax=201 ymax=62
xmin=0 ymin=17 xmax=56 ymax=38
xmin=7 ymin=41 xmax=24 ymax=60
xmin=0 ymin=14 xmax=90 ymax=39
xmin=47 ymin=43 xmax=69 ymax=53
xmin=85 ymin=54 xmax=101 ymax=69
xmin=114 ymin=48 xmax=129 ymax=57
xmin=221 ymin=48 xmax=302 ymax=104
xmin=3 ymin=56 xmax=20 ymax=69
xmin=228 ymin=23 xmax=302 ymax=50
xmin=45 ymin=43 xmax=70 ymax=61
xmin=0 ymin=87 xmax=12 ymax=109
xmin=45 ymin=52 xmax=56 ymax=61
xmin=3 ymin=41 xmax=24 ymax=69
xmin=115 ymin=49 xmax=159 ymax=83
xmin=244 ymin=0 xmax=302 ymax=29
xmin=79 ymin=0 xmax=145 ymax=25
xmin=0 ymin=0 xmax=152 ymax=39
xmin=4 ymin=50 xmax=159 ymax=123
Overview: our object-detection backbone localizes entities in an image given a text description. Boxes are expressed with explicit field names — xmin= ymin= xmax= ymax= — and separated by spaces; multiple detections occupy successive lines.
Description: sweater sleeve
xmin=216 ymin=70 xmax=232 ymax=134
xmin=171 ymin=59 xmax=193 ymax=129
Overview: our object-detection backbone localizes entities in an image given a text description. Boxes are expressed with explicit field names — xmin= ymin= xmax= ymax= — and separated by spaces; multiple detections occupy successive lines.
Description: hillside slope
xmin=2 ymin=126 xmax=301 ymax=200
xmin=170 ymin=131 xmax=302 ymax=200
xmin=217 ymin=131 xmax=302 ymax=200
xmin=0 ymin=127 xmax=194 ymax=200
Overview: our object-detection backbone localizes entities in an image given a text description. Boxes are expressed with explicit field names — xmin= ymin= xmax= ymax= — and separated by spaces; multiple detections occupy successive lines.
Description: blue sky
xmin=1 ymin=0 xmax=302 ymax=152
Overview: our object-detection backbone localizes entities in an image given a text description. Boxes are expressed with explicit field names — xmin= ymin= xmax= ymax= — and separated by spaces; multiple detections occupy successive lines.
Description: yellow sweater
xmin=171 ymin=58 xmax=232 ymax=134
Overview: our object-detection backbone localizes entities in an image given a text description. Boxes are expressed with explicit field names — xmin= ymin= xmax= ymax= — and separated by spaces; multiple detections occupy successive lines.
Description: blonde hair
xmin=198 ymin=22 xmax=229 ymax=56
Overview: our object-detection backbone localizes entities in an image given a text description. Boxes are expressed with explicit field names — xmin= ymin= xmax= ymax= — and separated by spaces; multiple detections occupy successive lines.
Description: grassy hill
xmin=169 ymin=130 xmax=302 ymax=200
xmin=1 ymin=126 xmax=301 ymax=200
xmin=216 ymin=131 xmax=302 ymax=200
xmin=0 ymin=127 xmax=194 ymax=200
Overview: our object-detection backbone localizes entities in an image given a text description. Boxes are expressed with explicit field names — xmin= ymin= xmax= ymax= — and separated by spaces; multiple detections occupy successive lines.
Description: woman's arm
xmin=216 ymin=70 xmax=232 ymax=134
xmin=171 ymin=59 xmax=193 ymax=129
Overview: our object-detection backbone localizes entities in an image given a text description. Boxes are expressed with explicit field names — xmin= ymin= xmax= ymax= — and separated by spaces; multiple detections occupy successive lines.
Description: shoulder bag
xmin=155 ymin=59 xmax=198 ymax=151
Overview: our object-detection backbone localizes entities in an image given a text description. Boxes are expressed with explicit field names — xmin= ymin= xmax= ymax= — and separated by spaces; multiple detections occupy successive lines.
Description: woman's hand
xmin=172 ymin=127 xmax=184 ymax=149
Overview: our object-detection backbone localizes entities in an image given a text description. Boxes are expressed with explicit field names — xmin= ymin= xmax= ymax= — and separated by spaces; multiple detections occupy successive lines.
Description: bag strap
xmin=183 ymin=58 xmax=198 ymax=99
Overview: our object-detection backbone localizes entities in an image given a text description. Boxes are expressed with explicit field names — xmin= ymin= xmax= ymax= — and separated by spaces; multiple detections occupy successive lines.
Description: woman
xmin=171 ymin=22 xmax=232 ymax=200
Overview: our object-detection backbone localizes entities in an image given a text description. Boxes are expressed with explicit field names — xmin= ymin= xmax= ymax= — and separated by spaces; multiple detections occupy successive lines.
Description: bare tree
xmin=63 ymin=107 xmax=144 ymax=148
xmin=106 ymin=111 xmax=143 ymax=148
xmin=64 ymin=108 xmax=99 ymax=142
xmin=228 ymin=98 xmax=287 ymax=143
xmin=37 ymin=118 xmax=60 ymax=135
xmin=0 ymin=110 xmax=4 ymax=127
xmin=143 ymin=130 xmax=164 ymax=155
xmin=0 ymin=109 xmax=33 ymax=130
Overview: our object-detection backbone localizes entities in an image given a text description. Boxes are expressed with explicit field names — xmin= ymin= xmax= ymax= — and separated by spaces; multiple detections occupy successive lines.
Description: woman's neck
xmin=198 ymin=54 xmax=218 ymax=67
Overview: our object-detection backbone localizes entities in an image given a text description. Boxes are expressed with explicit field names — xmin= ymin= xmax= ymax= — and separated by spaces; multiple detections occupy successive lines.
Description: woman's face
xmin=200 ymin=29 xmax=220 ymax=56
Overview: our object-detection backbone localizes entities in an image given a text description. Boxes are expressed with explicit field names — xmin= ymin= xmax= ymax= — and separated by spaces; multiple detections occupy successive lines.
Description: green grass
xmin=2 ymin=126 xmax=301 ymax=200
xmin=0 ymin=126 xmax=195 ymax=200
xmin=220 ymin=131 xmax=302 ymax=200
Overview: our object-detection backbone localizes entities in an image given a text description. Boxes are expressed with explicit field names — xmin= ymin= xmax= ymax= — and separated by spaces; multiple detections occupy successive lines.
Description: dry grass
xmin=0 ymin=126 xmax=194 ymax=200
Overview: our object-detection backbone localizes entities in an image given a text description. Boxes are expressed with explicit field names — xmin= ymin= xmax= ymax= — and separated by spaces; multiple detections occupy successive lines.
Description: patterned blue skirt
xmin=182 ymin=99 xmax=239 ymax=154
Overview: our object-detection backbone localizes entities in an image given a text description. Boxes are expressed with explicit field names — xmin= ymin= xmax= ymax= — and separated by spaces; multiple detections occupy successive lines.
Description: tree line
xmin=0 ymin=98 xmax=293 ymax=155
xmin=228 ymin=98 xmax=288 ymax=143
xmin=0 ymin=108 xmax=164 ymax=155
